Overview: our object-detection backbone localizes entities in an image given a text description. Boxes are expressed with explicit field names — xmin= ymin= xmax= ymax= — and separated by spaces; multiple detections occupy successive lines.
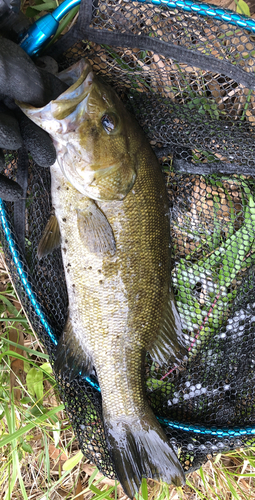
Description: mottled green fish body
xmin=18 ymin=60 xmax=187 ymax=498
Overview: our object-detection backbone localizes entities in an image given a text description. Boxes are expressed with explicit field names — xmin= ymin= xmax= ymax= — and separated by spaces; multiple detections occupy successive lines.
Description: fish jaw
xmin=16 ymin=59 xmax=93 ymax=134
xmin=17 ymin=58 xmax=138 ymax=201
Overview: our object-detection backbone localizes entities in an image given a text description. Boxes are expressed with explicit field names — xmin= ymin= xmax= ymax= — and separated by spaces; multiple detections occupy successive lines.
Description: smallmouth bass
xmin=19 ymin=59 xmax=187 ymax=497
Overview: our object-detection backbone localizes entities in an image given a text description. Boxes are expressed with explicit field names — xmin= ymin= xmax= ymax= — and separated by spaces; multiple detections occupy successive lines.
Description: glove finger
xmin=18 ymin=111 xmax=56 ymax=167
xmin=36 ymin=56 xmax=59 ymax=75
xmin=0 ymin=103 xmax=22 ymax=150
xmin=0 ymin=174 xmax=23 ymax=201
xmin=37 ymin=67 xmax=68 ymax=102
xmin=0 ymin=37 xmax=68 ymax=107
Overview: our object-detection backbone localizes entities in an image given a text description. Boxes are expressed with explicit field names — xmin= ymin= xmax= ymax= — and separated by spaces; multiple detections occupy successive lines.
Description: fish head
xmin=76 ymin=77 xmax=138 ymax=201
xmin=18 ymin=59 xmax=140 ymax=201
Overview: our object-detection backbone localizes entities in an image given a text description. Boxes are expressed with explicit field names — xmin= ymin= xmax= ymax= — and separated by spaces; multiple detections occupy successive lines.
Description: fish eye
xmin=101 ymin=113 xmax=118 ymax=134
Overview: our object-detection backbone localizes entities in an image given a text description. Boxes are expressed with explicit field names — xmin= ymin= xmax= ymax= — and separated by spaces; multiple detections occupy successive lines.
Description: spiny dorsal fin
xmin=37 ymin=214 xmax=61 ymax=260
xmin=54 ymin=316 xmax=93 ymax=379
xmin=148 ymin=290 xmax=188 ymax=365
xmin=77 ymin=201 xmax=116 ymax=256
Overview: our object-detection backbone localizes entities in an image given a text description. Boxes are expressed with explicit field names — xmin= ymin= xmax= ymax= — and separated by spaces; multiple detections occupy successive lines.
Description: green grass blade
xmin=0 ymin=317 xmax=30 ymax=323
xmin=0 ymin=404 xmax=65 ymax=448
xmin=0 ymin=294 xmax=19 ymax=315
xmin=63 ymin=450 xmax=83 ymax=471
xmin=32 ymin=1 xmax=58 ymax=10
xmin=88 ymin=467 xmax=99 ymax=486
xmin=198 ymin=466 xmax=222 ymax=500
xmin=4 ymin=396 xmax=28 ymax=499
xmin=223 ymin=472 xmax=242 ymax=500
xmin=225 ymin=472 xmax=255 ymax=477
xmin=1 ymin=338 xmax=49 ymax=359
xmin=4 ymin=403 xmax=18 ymax=499
xmin=141 ymin=477 xmax=148 ymax=500
xmin=0 ymin=351 xmax=55 ymax=384
xmin=186 ymin=478 xmax=208 ymax=499
xmin=115 ymin=480 xmax=118 ymax=500
xmin=89 ymin=483 xmax=115 ymax=500
xmin=43 ymin=431 xmax=51 ymax=485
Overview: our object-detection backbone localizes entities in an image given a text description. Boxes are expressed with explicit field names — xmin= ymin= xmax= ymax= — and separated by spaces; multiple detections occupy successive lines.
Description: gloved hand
xmin=0 ymin=36 xmax=68 ymax=200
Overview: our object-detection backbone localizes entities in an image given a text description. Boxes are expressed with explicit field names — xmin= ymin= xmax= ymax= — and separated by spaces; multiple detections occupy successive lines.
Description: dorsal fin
xmin=148 ymin=290 xmax=188 ymax=365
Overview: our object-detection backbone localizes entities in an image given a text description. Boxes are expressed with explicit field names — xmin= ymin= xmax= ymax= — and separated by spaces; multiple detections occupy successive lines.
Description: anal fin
xmin=148 ymin=290 xmax=188 ymax=365
xmin=37 ymin=214 xmax=61 ymax=260
xmin=54 ymin=316 xmax=93 ymax=379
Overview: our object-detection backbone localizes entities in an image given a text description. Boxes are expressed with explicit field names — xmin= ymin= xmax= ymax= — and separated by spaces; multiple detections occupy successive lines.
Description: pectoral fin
xmin=54 ymin=316 xmax=93 ymax=379
xmin=77 ymin=201 xmax=116 ymax=256
xmin=148 ymin=291 xmax=188 ymax=365
xmin=37 ymin=214 xmax=61 ymax=260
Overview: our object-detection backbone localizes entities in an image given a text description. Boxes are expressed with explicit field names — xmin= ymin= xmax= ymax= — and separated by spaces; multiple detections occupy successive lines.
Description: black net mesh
xmin=2 ymin=0 xmax=255 ymax=478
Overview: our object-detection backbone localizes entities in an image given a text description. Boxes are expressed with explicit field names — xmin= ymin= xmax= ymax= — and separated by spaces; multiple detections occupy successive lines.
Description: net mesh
xmin=2 ymin=0 xmax=255 ymax=477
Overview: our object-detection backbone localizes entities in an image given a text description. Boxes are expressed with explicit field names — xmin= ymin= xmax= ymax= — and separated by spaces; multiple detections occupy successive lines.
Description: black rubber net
xmin=2 ymin=0 xmax=255 ymax=478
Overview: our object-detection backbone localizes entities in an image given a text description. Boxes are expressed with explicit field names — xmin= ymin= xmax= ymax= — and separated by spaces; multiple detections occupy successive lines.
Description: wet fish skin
xmin=18 ymin=60 xmax=187 ymax=498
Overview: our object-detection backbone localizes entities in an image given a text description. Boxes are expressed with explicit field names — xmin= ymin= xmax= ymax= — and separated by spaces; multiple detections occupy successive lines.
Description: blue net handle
xmin=141 ymin=0 xmax=255 ymax=33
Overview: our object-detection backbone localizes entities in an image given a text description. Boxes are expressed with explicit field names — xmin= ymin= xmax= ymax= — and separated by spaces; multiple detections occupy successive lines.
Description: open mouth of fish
xmin=17 ymin=59 xmax=137 ymax=201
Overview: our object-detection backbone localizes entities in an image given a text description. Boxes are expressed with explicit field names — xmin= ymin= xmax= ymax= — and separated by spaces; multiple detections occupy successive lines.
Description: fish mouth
xmin=51 ymin=60 xmax=94 ymax=121
xmin=16 ymin=59 xmax=94 ymax=131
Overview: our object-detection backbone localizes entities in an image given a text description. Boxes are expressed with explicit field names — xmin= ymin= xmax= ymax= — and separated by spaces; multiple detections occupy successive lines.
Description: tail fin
xmin=104 ymin=412 xmax=185 ymax=498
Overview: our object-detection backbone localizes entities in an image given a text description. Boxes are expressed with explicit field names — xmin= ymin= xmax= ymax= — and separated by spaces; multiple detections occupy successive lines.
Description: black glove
xmin=0 ymin=36 xmax=68 ymax=200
